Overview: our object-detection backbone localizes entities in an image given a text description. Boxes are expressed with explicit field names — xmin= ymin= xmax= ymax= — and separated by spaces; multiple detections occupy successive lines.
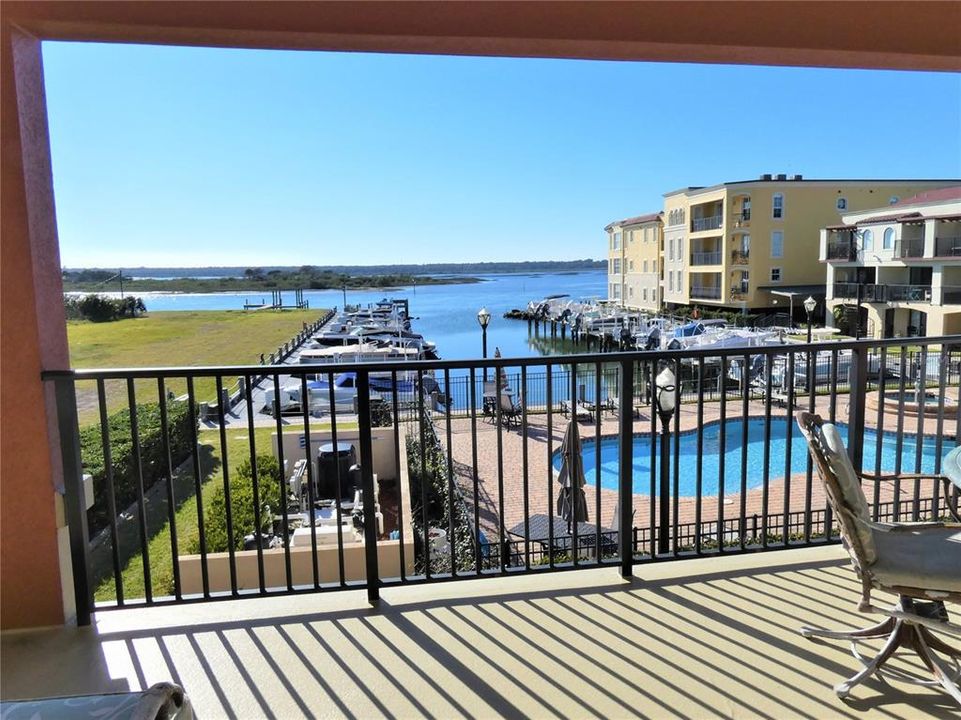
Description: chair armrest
xmin=858 ymin=472 xmax=949 ymax=483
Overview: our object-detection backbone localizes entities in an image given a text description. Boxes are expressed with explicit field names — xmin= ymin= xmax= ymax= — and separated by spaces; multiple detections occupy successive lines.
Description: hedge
xmin=406 ymin=423 xmax=477 ymax=574
xmin=65 ymin=294 xmax=147 ymax=322
xmin=80 ymin=400 xmax=194 ymax=534
xmin=195 ymin=454 xmax=283 ymax=553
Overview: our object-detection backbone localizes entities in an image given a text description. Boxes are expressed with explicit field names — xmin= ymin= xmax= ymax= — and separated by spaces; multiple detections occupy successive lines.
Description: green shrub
xmin=198 ymin=454 xmax=283 ymax=553
xmin=406 ymin=424 xmax=477 ymax=574
xmin=64 ymin=294 xmax=146 ymax=322
xmin=80 ymin=400 xmax=194 ymax=534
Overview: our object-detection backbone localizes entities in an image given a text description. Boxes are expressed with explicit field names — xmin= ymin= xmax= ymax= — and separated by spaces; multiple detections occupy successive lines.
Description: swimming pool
xmin=555 ymin=418 xmax=947 ymax=498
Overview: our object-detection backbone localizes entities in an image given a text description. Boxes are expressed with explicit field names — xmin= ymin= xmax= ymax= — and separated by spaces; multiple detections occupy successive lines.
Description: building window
xmin=678 ymin=238 xmax=684 ymax=261
xmin=668 ymin=272 xmax=674 ymax=292
xmin=772 ymin=193 xmax=784 ymax=219
xmin=836 ymin=197 xmax=847 ymax=210
xmin=643 ymin=259 xmax=648 ymax=273
xmin=629 ymin=260 xmax=634 ymax=271
xmin=771 ymin=231 xmax=784 ymax=258
xmin=652 ymin=259 xmax=657 ymax=273
xmin=862 ymin=229 xmax=874 ymax=252
xmin=642 ymin=288 xmax=648 ymax=300
xmin=612 ymin=258 xmax=621 ymax=275
xmin=770 ymin=267 xmax=782 ymax=282
xmin=669 ymin=238 xmax=675 ymax=260
xmin=613 ymin=232 xmax=621 ymax=250
xmin=628 ymin=286 xmax=634 ymax=298
xmin=678 ymin=270 xmax=684 ymax=292
xmin=883 ymin=227 xmax=895 ymax=250
xmin=613 ymin=284 xmax=621 ymax=299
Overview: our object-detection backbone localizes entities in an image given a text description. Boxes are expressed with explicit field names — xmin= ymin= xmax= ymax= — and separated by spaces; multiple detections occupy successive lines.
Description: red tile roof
xmin=856 ymin=212 xmax=923 ymax=225
xmin=892 ymin=186 xmax=961 ymax=207
xmin=604 ymin=211 xmax=662 ymax=231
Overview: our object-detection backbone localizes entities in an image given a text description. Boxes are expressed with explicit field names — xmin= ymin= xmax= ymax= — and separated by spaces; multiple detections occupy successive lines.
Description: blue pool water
xmin=556 ymin=418 xmax=946 ymax=497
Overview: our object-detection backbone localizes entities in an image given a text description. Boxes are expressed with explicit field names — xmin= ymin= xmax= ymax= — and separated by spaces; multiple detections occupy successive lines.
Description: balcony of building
xmin=3 ymin=544 xmax=954 ymax=720
xmin=7 ymin=338 xmax=961 ymax=717
xmin=935 ymin=220 xmax=961 ymax=258
xmin=824 ymin=229 xmax=857 ymax=262
xmin=730 ymin=193 xmax=752 ymax=228
xmin=689 ymin=284 xmax=722 ymax=300
xmin=689 ymin=238 xmax=723 ymax=266
xmin=690 ymin=201 xmax=724 ymax=234
xmin=895 ymin=237 xmax=926 ymax=260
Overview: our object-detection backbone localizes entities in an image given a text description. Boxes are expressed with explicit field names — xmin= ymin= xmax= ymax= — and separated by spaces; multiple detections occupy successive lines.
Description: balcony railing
xmin=690 ymin=285 xmax=722 ymax=299
xmin=895 ymin=237 xmax=925 ymax=259
xmin=887 ymin=284 xmax=933 ymax=303
xmin=731 ymin=249 xmax=750 ymax=265
xmin=943 ymin=286 xmax=961 ymax=305
xmin=732 ymin=209 xmax=751 ymax=224
xmin=690 ymin=215 xmax=723 ymax=232
xmin=43 ymin=337 xmax=960 ymax=626
xmin=690 ymin=251 xmax=722 ymax=266
xmin=729 ymin=286 xmax=749 ymax=300
xmin=832 ymin=282 xmax=885 ymax=302
xmin=825 ymin=240 xmax=857 ymax=261
xmin=935 ymin=236 xmax=961 ymax=257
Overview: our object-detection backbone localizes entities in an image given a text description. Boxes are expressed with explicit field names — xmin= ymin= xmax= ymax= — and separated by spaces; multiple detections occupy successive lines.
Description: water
xmin=556 ymin=418 xmax=944 ymax=497
xmin=123 ymin=271 xmax=605 ymax=360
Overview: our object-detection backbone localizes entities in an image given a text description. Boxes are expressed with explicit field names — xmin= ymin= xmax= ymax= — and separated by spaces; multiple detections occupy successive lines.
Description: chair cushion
xmin=821 ymin=423 xmax=876 ymax=563
xmin=870 ymin=524 xmax=961 ymax=594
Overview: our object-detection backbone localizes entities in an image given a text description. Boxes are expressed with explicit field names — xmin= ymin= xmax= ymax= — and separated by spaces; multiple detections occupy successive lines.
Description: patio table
xmin=507 ymin=513 xmax=617 ymax=551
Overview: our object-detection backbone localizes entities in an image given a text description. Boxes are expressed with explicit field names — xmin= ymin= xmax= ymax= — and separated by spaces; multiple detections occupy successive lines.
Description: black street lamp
xmin=477 ymin=307 xmax=491 ymax=380
xmin=803 ymin=295 xmax=817 ymax=344
xmin=654 ymin=365 xmax=676 ymax=555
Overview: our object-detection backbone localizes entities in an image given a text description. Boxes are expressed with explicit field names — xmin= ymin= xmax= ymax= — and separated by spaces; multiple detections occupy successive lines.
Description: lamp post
xmin=654 ymin=365 xmax=676 ymax=555
xmin=803 ymin=296 xmax=816 ymax=344
xmin=803 ymin=295 xmax=817 ymax=398
xmin=477 ymin=307 xmax=491 ymax=380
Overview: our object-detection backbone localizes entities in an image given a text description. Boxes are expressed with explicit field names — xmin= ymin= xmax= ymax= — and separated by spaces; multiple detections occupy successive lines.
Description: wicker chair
xmin=795 ymin=411 xmax=961 ymax=703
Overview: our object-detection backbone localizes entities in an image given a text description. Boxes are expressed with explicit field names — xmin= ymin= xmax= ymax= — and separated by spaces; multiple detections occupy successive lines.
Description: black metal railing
xmin=44 ymin=336 xmax=961 ymax=625
xmin=732 ymin=209 xmax=751 ymax=223
xmin=691 ymin=215 xmax=723 ymax=232
xmin=886 ymin=284 xmax=933 ymax=303
xmin=731 ymin=249 xmax=750 ymax=265
xmin=943 ymin=286 xmax=961 ymax=305
xmin=832 ymin=282 xmax=885 ymax=302
xmin=935 ymin=236 xmax=961 ymax=257
xmin=895 ymin=237 xmax=925 ymax=258
xmin=825 ymin=238 xmax=857 ymax=261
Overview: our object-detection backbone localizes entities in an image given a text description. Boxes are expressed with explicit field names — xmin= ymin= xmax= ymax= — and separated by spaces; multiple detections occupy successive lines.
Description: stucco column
xmin=1 ymin=23 xmax=72 ymax=628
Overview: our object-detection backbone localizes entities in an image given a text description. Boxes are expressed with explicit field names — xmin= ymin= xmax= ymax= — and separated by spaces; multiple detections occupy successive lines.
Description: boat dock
xmin=244 ymin=288 xmax=310 ymax=310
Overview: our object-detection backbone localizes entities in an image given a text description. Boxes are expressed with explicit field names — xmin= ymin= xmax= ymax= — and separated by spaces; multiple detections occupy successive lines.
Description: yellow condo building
xmin=605 ymin=212 xmax=663 ymax=312
xmin=821 ymin=186 xmax=961 ymax=338
xmin=609 ymin=176 xmax=959 ymax=319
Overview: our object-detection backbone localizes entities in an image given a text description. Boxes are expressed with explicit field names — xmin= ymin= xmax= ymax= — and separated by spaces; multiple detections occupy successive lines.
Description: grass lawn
xmin=69 ymin=309 xmax=326 ymax=424
xmin=94 ymin=421 xmax=357 ymax=603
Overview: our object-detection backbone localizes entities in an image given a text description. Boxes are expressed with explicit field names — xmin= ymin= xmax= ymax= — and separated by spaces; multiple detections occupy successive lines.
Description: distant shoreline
xmin=62 ymin=274 xmax=485 ymax=294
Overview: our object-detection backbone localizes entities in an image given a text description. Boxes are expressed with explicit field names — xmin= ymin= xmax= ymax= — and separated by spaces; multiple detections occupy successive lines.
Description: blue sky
xmin=43 ymin=43 xmax=961 ymax=268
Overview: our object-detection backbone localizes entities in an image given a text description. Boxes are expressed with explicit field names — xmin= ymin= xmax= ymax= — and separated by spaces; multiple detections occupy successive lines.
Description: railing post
xmin=356 ymin=369 xmax=380 ymax=604
xmin=847 ymin=343 xmax=868 ymax=472
xmin=618 ymin=358 xmax=634 ymax=577
xmin=52 ymin=375 xmax=92 ymax=626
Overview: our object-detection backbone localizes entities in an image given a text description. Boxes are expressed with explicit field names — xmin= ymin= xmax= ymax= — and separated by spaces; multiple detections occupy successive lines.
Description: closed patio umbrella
xmin=556 ymin=418 xmax=588 ymax=529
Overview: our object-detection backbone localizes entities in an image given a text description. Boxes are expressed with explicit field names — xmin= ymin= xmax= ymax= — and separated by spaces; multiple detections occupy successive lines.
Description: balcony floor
xmin=3 ymin=546 xmax=958 ymax=718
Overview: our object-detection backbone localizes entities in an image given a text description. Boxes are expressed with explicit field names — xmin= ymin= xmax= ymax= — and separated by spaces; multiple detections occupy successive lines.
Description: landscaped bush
xmin=406 ymin=422 xmax=477 ymax=574
xmin=65 ymin=294 xmax=147 ymax=322
xmin=80 ymin=400 xmax=194 ymax=534
xmin=196 ymin=454 xmax=283 ymax=553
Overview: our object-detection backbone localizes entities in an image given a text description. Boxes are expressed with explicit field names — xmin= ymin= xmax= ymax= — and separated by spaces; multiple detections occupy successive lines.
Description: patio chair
xmin=795 ymin=411 xmax=961 ymax=704
xmin=498 ymin=391 xmax=522 ymax=429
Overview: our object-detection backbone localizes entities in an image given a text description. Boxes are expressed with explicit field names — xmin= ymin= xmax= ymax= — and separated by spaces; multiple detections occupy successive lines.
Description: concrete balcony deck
xmin=2 ymin=546 xmax=955 ymax=718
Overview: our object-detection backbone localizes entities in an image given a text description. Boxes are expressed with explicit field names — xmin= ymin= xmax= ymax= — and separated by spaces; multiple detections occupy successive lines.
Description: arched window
xmin=883 ymin=227 xmax=895 ymax=250
xmin=862 ymin=229 xmax=874 ymax=252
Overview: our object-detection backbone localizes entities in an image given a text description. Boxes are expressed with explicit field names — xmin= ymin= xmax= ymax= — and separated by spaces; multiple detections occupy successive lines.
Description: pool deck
xmin=436 ymin=389 xmax=959 ymax=544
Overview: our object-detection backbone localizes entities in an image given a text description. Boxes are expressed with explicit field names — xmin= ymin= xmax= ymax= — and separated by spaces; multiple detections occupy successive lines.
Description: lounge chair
xmin=795 ymin=411 xmax=961 ymax=704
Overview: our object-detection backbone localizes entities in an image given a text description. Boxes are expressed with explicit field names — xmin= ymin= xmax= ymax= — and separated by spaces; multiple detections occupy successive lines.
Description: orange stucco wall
xmin=1 ymin=25 xmax=69 ymax=629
